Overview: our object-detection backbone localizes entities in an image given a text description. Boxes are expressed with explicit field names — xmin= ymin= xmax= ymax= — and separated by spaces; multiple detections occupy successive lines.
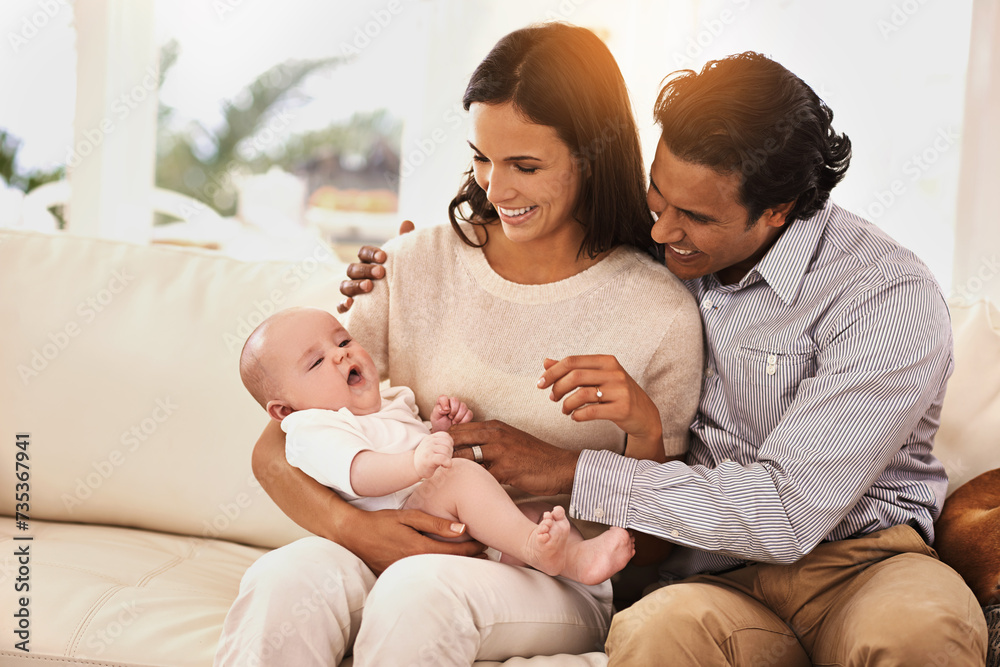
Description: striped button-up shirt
xmin=570 ymin=201 xmax=953 ymax=577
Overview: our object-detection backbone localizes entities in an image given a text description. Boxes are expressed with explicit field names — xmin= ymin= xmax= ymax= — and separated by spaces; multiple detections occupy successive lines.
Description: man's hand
xmin=413 ymin=432 xmax=454 ymax=478
xmin=449 ymin=420 xmax=580 ymax=496
xmin=337 ymin=220 xmax=415 ymax=313
xmin=339 ymin=506 xmax=484 ymax=575
xmin=538 ymin=355 xmax=665 ymax=461
xmin=430 ymin=395 xmax=474 ymax=432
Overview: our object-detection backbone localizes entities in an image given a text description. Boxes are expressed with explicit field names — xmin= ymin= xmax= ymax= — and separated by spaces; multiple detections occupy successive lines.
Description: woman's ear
xmin=266 ymin=400 xmax=294 ymax=422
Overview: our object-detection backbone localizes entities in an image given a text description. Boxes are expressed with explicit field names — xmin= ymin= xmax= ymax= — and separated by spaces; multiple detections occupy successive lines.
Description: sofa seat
xmin=0 ymin=520 xmax=267 ymax=666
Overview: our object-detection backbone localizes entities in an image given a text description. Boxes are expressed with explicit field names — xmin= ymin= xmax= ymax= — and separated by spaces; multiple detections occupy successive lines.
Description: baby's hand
xmin=430 ymin=395 xmax=474 ymax=432
xmin=413 ymin=432 xmax=454 ymax=479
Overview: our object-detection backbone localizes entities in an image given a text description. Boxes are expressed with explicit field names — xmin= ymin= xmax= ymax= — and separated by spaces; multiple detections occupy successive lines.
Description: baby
xmin=239 ymin=306 xmax=634 ymax=586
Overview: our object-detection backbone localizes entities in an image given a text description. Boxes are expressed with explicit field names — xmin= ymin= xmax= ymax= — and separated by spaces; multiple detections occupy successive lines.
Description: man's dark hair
xmin=654 ymin=51 xmax=852 ymax=227
xmin=449 ymin=22 xmax=654 ymax=258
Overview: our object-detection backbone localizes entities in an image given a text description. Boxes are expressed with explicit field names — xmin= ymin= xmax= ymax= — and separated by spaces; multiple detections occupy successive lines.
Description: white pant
xmin=214 ymin=537 xmax=613 ymax=666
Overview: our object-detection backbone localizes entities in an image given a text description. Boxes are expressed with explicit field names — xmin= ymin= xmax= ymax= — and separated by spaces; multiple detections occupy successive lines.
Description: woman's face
xmin=468 ymin=102 xmax=581 ymax=248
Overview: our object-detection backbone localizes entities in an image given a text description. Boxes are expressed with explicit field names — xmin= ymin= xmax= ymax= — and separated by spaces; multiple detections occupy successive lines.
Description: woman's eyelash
xmin=472 ymin=155 xmax=536 ymax=174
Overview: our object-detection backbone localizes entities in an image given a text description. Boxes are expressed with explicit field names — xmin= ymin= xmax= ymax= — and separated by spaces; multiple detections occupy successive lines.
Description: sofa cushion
xmin=0 ymin=229 xmax=349 ymax=548
xmin=0 ymin=519 xmax=267 ymax=666
xmin=936 ymin=299 xmax=1000 ymax=496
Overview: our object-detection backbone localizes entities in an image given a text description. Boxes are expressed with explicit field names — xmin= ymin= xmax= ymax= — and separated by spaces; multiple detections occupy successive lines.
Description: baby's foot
xmin=562 ymin=527 xmax=635 ymax=586
xmin=524 ymin=505 xmax=572 ymax=577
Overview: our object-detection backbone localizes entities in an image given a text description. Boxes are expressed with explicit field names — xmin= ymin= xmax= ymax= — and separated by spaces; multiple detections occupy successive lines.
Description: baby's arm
xmin=351 ymin=431 xmax=454 ymax=497
xmin=429 ymin=395 xmax=474 ymax=433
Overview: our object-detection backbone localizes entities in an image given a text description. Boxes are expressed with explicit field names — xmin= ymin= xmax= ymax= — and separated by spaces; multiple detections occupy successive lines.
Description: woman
xmin=215 ymin=22 xmax=702 ymax=665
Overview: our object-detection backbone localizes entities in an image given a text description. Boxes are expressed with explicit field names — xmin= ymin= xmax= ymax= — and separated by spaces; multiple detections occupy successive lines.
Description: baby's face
xmin=264 ymin=309 xmax=381 ymax=416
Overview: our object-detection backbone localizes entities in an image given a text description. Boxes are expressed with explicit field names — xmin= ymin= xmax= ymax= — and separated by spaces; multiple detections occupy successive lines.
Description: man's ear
xmin=266 ymin=400 xmax=294 ymax=422
xmin=762 ymin=200 xmax=796 ymax=229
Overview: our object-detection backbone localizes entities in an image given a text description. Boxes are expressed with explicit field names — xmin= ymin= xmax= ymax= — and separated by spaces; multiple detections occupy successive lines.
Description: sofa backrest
xmin=936 ymin=298 xmax=1000 ymax=496
xmin=0 ymin=229 xmax=352 ymax=548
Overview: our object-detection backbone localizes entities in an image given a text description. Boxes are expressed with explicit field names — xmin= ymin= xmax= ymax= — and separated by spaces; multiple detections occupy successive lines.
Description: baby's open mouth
xmin=347 ymin=368 xmax=362 ymax=385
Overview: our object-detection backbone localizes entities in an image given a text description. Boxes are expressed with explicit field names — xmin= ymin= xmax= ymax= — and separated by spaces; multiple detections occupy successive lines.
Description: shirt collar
xmin=732 ymin=200 xmax=833 ymax=304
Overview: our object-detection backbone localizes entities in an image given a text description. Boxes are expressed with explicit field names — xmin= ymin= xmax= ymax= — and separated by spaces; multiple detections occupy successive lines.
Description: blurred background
xmin=0 ymin=0 xmax=995 ymax=298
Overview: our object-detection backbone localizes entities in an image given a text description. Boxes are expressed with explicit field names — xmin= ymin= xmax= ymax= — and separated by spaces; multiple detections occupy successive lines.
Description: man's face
xmin=647 ymin=140 xmax=788 ymax=285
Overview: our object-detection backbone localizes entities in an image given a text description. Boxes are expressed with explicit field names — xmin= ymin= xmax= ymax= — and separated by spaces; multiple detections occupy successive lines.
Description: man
xmin=342 ymin=52 xmax=986 ymax=665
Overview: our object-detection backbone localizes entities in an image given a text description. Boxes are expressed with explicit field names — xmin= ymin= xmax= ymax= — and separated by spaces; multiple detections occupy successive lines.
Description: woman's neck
xmin=474 ymin=223 xmax=611 ymax=285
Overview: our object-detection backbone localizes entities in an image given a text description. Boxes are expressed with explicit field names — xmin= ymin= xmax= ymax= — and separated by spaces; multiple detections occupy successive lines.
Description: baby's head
xmin=240 ymin=307 xmax=381 ymax=422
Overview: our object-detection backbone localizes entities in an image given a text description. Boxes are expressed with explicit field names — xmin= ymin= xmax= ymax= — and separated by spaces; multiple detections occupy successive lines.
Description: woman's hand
xmin=338 ymin=507 xmax=484 ymax=575
xmin=449 ymin=420 xmax=580 ymax=496
xmin=538 ymin=355 xmax=665 ymax=462
xmin=337 ymin=220 xmax=414 ymax=313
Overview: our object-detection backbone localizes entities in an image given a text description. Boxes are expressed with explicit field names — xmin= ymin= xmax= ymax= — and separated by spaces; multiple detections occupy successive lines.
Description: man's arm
xmin=449 ymin=420 xmax=581 ymax=496
xmin=252 ymin=420 xmax=481 ymax=574
xmin=571 ymin=277 xmax=953 ymax=564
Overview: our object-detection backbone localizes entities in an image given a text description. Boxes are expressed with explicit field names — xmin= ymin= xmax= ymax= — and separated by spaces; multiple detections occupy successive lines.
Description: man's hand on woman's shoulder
xmin=337 ymin=220 xmax=415 ymax=313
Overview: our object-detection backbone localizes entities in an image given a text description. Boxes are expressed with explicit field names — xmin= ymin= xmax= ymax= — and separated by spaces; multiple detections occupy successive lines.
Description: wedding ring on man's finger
xmin=595 ymin=388 xmax=604 ymax=403
xmin=471 ymin=445 xmax=484 ymax=464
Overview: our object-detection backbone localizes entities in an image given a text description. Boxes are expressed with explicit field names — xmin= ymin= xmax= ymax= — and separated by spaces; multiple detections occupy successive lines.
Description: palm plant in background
xmin=155 ymin=40 xmax=344 ymax=217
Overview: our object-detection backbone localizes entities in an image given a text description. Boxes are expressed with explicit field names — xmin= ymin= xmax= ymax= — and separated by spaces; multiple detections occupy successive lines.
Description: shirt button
xmin=703 ymin=299 xmax=713 ymax=309
xmin=766 ymin=364 xmax=777 ymax=376
xmin=593 ymin=507 xmax=605 ymax=519
xmin=767 ymin=354 xmax=777 ymax=364
xmin=721 ymin=458 xmax=732 ymax=464
xmin=671 ymin=529 xmax=679 ymax=538
xmin=705 ymin=367 xmax=715 ymax=378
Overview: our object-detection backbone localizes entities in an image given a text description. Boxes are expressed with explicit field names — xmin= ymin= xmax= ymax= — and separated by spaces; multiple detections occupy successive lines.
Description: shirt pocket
xmin=732 ymin=344 xmax=817 ymax=441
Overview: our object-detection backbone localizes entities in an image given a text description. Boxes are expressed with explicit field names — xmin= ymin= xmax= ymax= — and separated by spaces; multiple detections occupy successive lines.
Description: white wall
xmin=389 ymin=0 xmax=974 ymax=294
xmin=953 ymin=0 xmax=1000 ymax=304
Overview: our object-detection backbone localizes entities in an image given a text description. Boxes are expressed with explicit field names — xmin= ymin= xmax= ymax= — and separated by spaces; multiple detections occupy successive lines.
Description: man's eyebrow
xmin=649 ymin=175 xmax=719 ymax=223
xmin=467 ymin=140 xmax=542 ymax=162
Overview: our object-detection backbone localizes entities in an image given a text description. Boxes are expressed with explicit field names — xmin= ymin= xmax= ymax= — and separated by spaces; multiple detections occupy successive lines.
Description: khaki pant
xmin=607 ymin=524 xmax=987 ymax=666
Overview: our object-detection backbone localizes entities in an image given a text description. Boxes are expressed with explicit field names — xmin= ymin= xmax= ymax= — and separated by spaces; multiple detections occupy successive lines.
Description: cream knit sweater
xmin=345 ymin=223 xmax=704 ymax=468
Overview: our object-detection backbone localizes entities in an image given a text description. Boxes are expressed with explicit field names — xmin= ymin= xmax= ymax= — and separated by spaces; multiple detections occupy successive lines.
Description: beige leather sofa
xmin=1 ymin=227 xmax=996 ymax=666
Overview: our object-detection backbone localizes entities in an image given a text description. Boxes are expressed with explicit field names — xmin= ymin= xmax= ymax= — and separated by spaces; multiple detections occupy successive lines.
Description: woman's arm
xmin=252 ymin=420 xmax=482 ymax=574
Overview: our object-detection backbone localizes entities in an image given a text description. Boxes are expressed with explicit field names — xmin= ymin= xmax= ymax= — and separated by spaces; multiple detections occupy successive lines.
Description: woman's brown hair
xmin=448 ymin=23 xmax=655 ymax=258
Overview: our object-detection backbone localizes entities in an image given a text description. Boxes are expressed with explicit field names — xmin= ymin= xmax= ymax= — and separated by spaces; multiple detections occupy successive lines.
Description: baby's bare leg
xmin=405 ymin=459 xmax=634 ymax=584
